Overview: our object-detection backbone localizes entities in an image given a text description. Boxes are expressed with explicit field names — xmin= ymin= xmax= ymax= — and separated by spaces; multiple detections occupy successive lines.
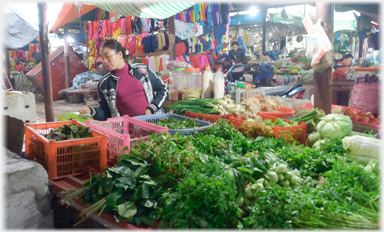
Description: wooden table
xmin=331 ymin=80 xmax=355 ymax=106
xmin=59 ymin=88 xmax=98 ymax=104
xmin=49 ymin=174 xmax=158 ymax=229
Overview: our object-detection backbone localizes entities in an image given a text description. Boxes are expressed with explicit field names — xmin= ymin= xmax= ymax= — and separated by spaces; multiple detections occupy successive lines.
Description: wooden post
xmin=168 ymin=16 xmax=175 ymax=60
xmin=313 ymin=3 xmax=334 ymax=115
xmin=37 ymin=2 xmax=54 ymax=122
xmin=262 ymin=8 xmax=267 ymax=54
xmin=63 ymin=24 xmax=71 ymax=89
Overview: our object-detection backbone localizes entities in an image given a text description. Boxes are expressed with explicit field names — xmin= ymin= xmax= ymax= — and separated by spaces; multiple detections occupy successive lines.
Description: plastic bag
xmin=166 ymin=60 xmax=193 ymax=70
xmin=70 ymin=71 xmax=103 ymax=90
xmin=350 ymin=82 xmax=380 ymax=115
xmin=305 ymin=19 xmax=333 ymax=71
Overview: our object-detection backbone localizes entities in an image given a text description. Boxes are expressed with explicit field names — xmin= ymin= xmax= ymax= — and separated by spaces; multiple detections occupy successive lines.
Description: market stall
xmin=4 ymin=1 xmax=382 ymax=230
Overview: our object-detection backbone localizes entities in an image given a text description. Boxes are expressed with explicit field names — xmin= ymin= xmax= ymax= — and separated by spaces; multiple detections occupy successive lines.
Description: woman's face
xmin=100 ymin=47 xmax=123 ymax=71
xmin=232 ymin=44 xmax=239 ymax=52
xmin=343 ymin=58 xmax=353 ymax=66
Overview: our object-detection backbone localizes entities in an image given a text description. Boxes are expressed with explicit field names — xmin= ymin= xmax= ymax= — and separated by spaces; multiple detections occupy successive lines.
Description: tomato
xmin=357 ymin=111 xmax=366 ymax=117
xmin=344 ymin=108 xmax=353 ymax=116
xmin=351 ymin=114 xmax=361 ymax=121
xmin=361 ymin=116 xmax=370 ymax=123
xmin=367 ymin=114 xmax=375 ymax=120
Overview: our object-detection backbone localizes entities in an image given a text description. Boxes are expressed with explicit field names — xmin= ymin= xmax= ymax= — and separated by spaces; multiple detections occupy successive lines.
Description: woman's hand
xmin=80 ymin=107 xmax=91 ymax=114
xmin=144 ymin=109 xmax=152 ymax=115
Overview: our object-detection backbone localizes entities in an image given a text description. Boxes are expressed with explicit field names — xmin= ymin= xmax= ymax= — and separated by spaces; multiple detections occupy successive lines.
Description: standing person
xmin=80 ymin=39 xmax=168 ymax=120
xmin=228 ymin=41 xmax=247 ymax=64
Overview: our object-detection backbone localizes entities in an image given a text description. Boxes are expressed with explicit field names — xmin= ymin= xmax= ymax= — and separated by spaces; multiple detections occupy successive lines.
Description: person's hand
xmin=144 ymin=109 xmax=152 ymax=115
xmin=80 ymin=107 xmax=91 ymax=114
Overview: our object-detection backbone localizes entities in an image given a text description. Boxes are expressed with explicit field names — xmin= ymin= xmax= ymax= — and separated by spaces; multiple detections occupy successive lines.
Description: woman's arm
xmin=146 ymin=69 xmax=168 ymax=113
xmin=89 ymin=86 xmax=111 ymax=121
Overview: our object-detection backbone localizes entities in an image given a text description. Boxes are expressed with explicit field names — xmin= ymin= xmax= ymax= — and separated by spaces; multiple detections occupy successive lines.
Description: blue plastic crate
xmin=133 ymin=114 xmax=211 ymax=135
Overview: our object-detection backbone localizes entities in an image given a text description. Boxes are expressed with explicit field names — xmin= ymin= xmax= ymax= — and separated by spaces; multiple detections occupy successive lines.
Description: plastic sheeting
xmin=3 ymin=5 xmax=39 ymax=49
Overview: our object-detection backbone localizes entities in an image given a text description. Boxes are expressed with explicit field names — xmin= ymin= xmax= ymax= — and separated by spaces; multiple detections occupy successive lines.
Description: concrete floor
xmin=35 ymin=94 xmax=89 ymax=123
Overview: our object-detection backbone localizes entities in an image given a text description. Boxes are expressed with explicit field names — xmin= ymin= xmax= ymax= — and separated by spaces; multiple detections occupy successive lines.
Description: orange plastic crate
xmin=229 ymin=114 xmax=307 ymax=144
xmin=25 ymin=119 xmax=108 ymax=180
xmin=258 ymin=106 xmax=296 ymax=119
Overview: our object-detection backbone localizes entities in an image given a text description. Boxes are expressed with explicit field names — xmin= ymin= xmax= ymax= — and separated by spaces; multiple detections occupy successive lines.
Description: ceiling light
xmin=249 ymin=7 xmax=259 ymax=16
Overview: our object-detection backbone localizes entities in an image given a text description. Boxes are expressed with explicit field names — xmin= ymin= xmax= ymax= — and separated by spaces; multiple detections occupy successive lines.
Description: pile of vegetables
xmin=57 ymin=112 xmax=93 ymax=123
xmin=153 ymin=117 xmax=201 ymax=129
xmin=168 ymin=97 xmax=261 ymax=120
xmin=342 ymin=108 xmax=381 ymax=125
xmin=44 ymin=124 xmax=93 ymax=141
xmin=262 ymin=118 xmax=298 ymax=127
xmin=59 ymin=120 xmax=380 ymax=229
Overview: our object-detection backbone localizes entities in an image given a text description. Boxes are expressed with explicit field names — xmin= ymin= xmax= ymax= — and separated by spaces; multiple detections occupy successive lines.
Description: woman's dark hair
xmin=232 ymin=41 xmax=239 ymax=47
xmin=343 ymin=54 xmax=353 ymax=60
xmin=100 ymin=39 xmax=129 ymax=59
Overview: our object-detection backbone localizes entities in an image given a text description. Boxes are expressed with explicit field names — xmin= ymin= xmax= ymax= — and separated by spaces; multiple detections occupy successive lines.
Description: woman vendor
xmin=80 ymin=39 xmax=168 ymax=120
xmin=228 ymin=41 xmax=247 ymax=64
xmin=333 ymin=54 xmax=354 ymax=81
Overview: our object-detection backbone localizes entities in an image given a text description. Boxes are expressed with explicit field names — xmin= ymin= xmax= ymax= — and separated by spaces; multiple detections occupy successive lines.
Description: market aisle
xmin=35 ymin=94 xmax=88 ymax=123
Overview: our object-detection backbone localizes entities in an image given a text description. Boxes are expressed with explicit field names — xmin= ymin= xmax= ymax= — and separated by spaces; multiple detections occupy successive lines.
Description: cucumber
xmin=278 ymin=174 xmax=285 ymax=181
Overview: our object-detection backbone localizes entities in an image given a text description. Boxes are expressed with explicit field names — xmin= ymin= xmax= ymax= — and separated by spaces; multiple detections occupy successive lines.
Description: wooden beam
xmin=313 ymin=3 xmax=333 ymax=115
xmin=37 ymin=2 xmax=54 ymax=122
xmin=63 ymin=24 xmax=71 ymax=89
xmin=168 ymin=16 xmax=175 ymax=60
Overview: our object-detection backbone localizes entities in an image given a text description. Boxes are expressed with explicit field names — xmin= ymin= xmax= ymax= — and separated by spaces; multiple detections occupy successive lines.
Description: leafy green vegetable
xmin=158 ymin=160 xmax=241 ymax=229
xmin=154 ymin=117 xmax=201 ymax=129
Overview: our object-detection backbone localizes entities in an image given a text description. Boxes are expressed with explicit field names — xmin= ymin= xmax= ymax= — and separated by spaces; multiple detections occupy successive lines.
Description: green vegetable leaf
xmin=117 ymin=202 xmax=137 ymax=219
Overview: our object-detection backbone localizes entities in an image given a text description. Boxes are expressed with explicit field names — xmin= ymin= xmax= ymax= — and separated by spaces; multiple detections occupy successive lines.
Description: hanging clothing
xmin=120 ymin=17 xmax=126 ymax=35
xmin=211 ymin=3 xmax=220 ymax=25
xmin=157 ymin=32 xmax=166 ymax=51
xmin=140 ymin=18 xmax=151 ymax=32
xmin=126 ymin=16 xmax=132 ymax=35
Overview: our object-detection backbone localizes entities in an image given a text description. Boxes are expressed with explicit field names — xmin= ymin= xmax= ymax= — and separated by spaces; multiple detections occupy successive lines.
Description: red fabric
xmin=97 ymin=8 xmax=101 ymax=20
xmin=139 ymin=36 xmax=145 ymax=54
xmin=101 ymin=19 xmax=107 ymax=37
xmin=106 ymin=19 xmax=111 ymax=37
xmin=92 ymin=21 xmax=99 ymax=39
xmin=88 ymin=22 xmax=93 ymax=40
xmin=175 ymin=42 xmax=186 ymax=57
xmin=126 ymin=16 xmax=132 ymax=35
xmin=115 ymin=64 xmax=149 ymax=117
xmin=332 ymin=67 xmax=349 ymax=80
xmin=188 ymin=55 xmax=200 ymax=69
xmin=125 ymin=36 xmax=131 ymax=51
xmin=120 ymin=17 xmax=126 ymax=34
xmin=180 ymin=12 xmax=184 ymax=21
xmin=159 ymin=58 xmax=163 ymax=72
xmin=15 ymin=63 xmax=23 ymax=72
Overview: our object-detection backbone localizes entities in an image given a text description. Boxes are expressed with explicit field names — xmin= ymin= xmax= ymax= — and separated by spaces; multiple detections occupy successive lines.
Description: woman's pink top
xmin=114 ymin=64 xmax=149 ymax=117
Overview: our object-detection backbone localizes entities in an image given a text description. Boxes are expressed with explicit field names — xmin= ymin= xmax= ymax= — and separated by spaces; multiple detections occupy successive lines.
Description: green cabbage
xmin=342 ymin=135 xmax=381 ymax=160
xmin=316 ymin=114 xmax=352 ymax=139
